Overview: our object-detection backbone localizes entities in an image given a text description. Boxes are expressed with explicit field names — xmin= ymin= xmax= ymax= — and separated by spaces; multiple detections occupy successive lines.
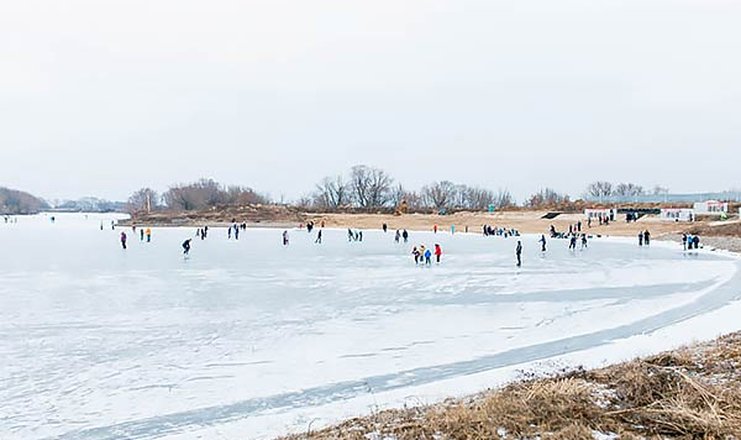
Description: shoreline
xmin=122 ymin=210 xmax=706 ymax=239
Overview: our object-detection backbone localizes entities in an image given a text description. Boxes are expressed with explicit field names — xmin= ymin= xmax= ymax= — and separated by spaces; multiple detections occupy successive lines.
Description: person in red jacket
xmin=434 ymin=244 xmax=442 ymax=263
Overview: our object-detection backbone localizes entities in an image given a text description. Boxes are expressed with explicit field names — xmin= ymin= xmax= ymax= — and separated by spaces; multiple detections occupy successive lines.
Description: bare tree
xmin=127 ymin=187 xmax=160 ymax=213
xmin=421 ymin=181 xmax=457 ymax=210
xmin=350 ymin=165 xmax=394 ymax=208
xmin=614 ymin=183 xmax=644 ymax=197
xmin=585 ymin=181 xmax=613 ymax=200
xmin=651 ymin=185 xmax=670 ymax=195
xmin=163 ymin=178 xmax=265 ymax=211
xmin=225 ymin=185 xmax=269 ymax=205
xmin=493 ymin=188 xmax=514 ymax=209
xmin=527 ymin=188 xmax=569 ymax=208
xmin=313 ymin=175 xmax=351 ymax=209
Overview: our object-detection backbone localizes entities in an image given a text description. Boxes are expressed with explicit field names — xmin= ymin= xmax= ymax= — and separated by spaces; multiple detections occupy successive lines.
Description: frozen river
xmin=2 ymin=213 xmax=740 ymax=440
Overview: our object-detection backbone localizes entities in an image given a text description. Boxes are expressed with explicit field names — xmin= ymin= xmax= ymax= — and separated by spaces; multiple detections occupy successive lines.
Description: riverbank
xmin=125 ymin=208 xmax=709 ymax=238
xmin=279 ymin=331 xmax=741 ymax=439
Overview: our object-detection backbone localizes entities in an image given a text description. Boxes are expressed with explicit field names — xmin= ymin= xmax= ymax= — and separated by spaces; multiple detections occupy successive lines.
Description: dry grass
xmin=279 ymin=333 xmax=741 ymax=440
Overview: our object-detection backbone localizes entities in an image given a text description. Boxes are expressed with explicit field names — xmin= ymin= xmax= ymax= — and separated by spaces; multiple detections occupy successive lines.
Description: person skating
xmin=643 ymin=230 xmax=651 ymax=246
xmin=412 ymin=247 xmax=420 ymax=265
xmin=382 ymin=223 xmax=388 ymax=233
xmin=682 ymin=233 xmax=688 ymax=250
xmin=581 ymin=233 xmax=588 ymax=249
xmin=140 ymin=229 xmax=144 ymax=241
xmin=146 ymin=227 xmax=152 ymax=243
xmin=515 ymin=241 xmax=522 ymax=267
xmin=434 ymin=244 xmax=442 ymax=263
xmin=539 ymin=234 xmax=547 ymax=252
xmin=182 ymin=238 xmax=192 ymax=255
xmin=347 ymin=228 xmax=354 ymax=242
xmin=120 ymin=231 xmax=128 ymax=250
xmin=394 ymin=230 xmax=401 ymax=243
xmin=638 ymin=231 xmax=643 ymax=246
xmin=569 ymin=235 xmax=577 ymax=250
xmin=315 ymin=229 xmax=322 ymax=244
xmin=282 ymin=230 xmax=289 ymax=246
xmin=424 ymin=247 xmax=432 ymax=266
xmin=402 ymin=229 xmax=409 ymax=243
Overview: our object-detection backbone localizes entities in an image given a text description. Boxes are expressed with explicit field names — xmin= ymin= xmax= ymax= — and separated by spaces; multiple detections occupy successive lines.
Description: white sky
xmin=1 ymin=0 xmax=739 ymax=202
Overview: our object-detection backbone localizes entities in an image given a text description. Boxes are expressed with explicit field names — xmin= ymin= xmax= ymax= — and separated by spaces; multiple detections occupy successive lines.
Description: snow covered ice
xmin=1 ymin=213 xmax=740 ymax=440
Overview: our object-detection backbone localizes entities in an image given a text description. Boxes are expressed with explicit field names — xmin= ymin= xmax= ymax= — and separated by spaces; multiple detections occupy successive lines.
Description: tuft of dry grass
xmin=279 ymin=332 xmax=741 ymax=440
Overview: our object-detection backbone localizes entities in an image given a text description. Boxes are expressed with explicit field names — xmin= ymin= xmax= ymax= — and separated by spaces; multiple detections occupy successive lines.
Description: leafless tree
xmin=585 ymin=181 xmax=613 ymax=200
xmin=527 ymin=188 xmax=569 ymax=208
xmin=614 ymin=183 xmax=644 ymax=197
xmin=163 ymin=178 xmax=266 ymax=211
xmin=350 ymin=165 xmax=394 ymax=208
xmin=313 ymin=175 xmax=351 ymax=209
xmin=421 ymin=181 xmax=457 ymax=210
xmin=127 ymin=187 xmax=160 ymax=213
xmin=493 ymin=188 xmax=514 ymax=209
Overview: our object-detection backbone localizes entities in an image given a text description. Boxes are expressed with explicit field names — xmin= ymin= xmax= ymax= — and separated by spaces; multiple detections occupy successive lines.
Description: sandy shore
xmin=128 ymin=209 xmax=699 ymax=239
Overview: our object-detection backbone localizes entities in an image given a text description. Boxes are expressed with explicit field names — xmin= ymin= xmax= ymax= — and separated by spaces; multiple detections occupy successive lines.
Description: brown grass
xmin=279 ymin=333 xmax=741 ymax=440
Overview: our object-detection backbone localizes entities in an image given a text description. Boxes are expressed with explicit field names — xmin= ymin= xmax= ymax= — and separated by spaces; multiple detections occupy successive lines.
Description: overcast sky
xmin=1 ymin=0 xmax=739 ymax=202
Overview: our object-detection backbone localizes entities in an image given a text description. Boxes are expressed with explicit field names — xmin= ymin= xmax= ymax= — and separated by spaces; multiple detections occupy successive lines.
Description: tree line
xmin=0 ymin=187 xmax=50 ymax=215
xmin=306 ymin=165 xmax=514 ymax=212
xmin=125 ymin=167 xmax=669 ymax=213
xmin=584 ymin=181 xmax=670 ymax=200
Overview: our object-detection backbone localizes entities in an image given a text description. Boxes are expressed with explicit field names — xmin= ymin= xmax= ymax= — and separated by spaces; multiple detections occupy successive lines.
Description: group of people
xmin=638 ymin=230 xmax=651 ymax=246
xmin=347 ymin=228 xmax=363 ymax=242
xmin=196 ymin=226 xmax=210 ymax=240
xmin=682 ymin=233 xmax=701 ymax=250
xmin=483 ymin=225 xmax=520 ymax=237
xmin=227 ymin=222 xmax=247 ymax=240
xmin=120 ymin=226 xmax=153 ymax=249
xmin=394 ymin=229 xmax=410 ymax=243
xmin=411 ymin=244 xmax=442 ymax=266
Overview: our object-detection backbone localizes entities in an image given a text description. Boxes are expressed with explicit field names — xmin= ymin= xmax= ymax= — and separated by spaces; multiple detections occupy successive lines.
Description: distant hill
xmin=0 ymin=187 xmax=50 ymax=215
xmin=50 ymin=197 xmax=126 ymax=213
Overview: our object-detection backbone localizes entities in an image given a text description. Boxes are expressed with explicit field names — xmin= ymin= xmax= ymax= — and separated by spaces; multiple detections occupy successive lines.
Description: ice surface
xmin=1 ymin=213 xmax=739 ymax=440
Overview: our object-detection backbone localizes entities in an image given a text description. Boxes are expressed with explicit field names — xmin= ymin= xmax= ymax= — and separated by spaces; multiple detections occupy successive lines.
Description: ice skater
xmin=581 ymin=233 xmax=588 ymax=249
xmin=539 ymin=234 xmax=547 ymax=252
xmin=434 ymin=244 xmax=442 ymax=263
xmin=643 ymin=230 xmax=651 ymax=246
xmin=394 ymin=230 xmax=401 ymax=243
xmin=402 ymin=229 xmax=409 ymax=243
xmin=315 ymin=229 xmax=322 ymax=244
xmin=282 ymin=230 xmax=289 ymax=246
xmin=140 ymin=229 xmax=144 ymax=241
xmin=412 ymin=246 xmax=420 ymax=265
xmin=515 ymin=241 xmax=522 ymax=267
xmin=424 ymin=247 xmax=432 ymax=266
xmin=382 ymin=223 xmax=388 ymax=233
xmin=569 ymin=235 xmax=577 ymax=250
xmin=182 ymin=238 xmax=192 ymax=255
xmin=638 ymin=231 xmax=643 ymax=246
xmin=120 ymin=231 xmax=128 ymax=249
xmin=146 ymin=227 xmax=152 ymax=243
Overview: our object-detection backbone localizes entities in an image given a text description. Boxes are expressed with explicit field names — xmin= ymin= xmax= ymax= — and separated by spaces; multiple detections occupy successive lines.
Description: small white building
xmin=584 ymin=208 xmax=617 ymax=221
xmin=660 ymin=208 xmax=694 ymax=222
xmin=693 ymin=200 xmax=729 ymax=215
